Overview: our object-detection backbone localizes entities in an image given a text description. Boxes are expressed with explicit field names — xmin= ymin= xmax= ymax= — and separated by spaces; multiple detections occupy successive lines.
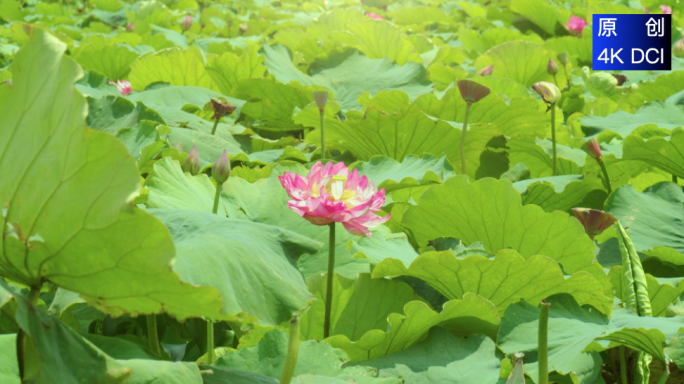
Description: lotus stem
xmin=553 ymin=74 xmax=558 ymax=88
xmin=147 ymin=315 xmax=162 ymax=358
xmin=460 ymin=103 xmax=472 ymax=175
xmin=212 ymin=182 xmax=222 ymax=215
xmin=656 ymin=367 xmax=670 ymax=384
xmin=320 ymin=110 xmax=326 ymax=161
xmin=564 ymin=65 xmax=572 ymax=87
xmin=17 ymin=284 xmax=42 ymax=380
xmin=551 ymin=104 xmax=557 ymax=176
xmin=598 ymin=160 xmax=612 ymax=195
xmin=210 ymin=119 xmax=219 ymax=136
xmin=538 ymin=300 xmax=551 ymax=384
xmin=619 ymin=346 xmax=628 ymax=384
xmin=279 ymin=316 xmax=300 ymax=384
xmin=206 ymin=320 xmax=216 ymax=365
xmin=324 ymin=222 xmax=336 ymax=338
xmin=673 ymin=175 xmax=678 ymax=184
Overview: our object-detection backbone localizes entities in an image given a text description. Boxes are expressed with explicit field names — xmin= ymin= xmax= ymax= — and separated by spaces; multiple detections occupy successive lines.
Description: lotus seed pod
xmin=211 ymin=98 xmax=236 ymax=120
xmin=547 ymin=58 xmax=558 ymax=75
xmin=212 ymin=149 xmax=231 ymax=184
xmin=532 ymin=81 xmax=561 ymax=104
xmin=312 ymin=90 xmax=329 ymax=112
xmin=457 ymin=79 xmax=491 ymax=104
xmin=572 ymin=208 xmax=617 ymax=239
xmin=183 ymin=145 xmax=202 ymax=175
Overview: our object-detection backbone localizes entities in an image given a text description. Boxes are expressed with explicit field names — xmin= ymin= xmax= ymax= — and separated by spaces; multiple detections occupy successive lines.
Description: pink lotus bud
xmin=212 ymin=149 xmax=231 ymax=184
xmin=477 ymin=65 xmax=493 ymax=76
xmin=583 ymin=137 xmax=602 ymax=161
xmin=365 ymin=12 xmax=383 ymax=19
xmin=108 ymin=80 xmax=132 ymax=96
xmin=183 ymin=145 xmax=201 ymax=175
xmin=312 ymin=90 xmax=329 ymax=112
xmin=572 ymin=208 xmax=617 ymax=240
xmin=532 ymin=81 xmax=561 ymax=104
xmin=180 ymin=14 xmax=192 ymax=32
xmin=644 ymin=7 xmax=650 ymax=13
xmin=564 ymin=15 xmax=588 ymax=36
xmin=126 ymin=22 xmax=134 ymax=32
xmin=457 ymin=79 xmax=491 ymax=104
xmin=211 ymin=98 xmax=236 ymax=120
xmin=557 ymin=52 xmax=569 ymax=66
xmin=674 ymin=39 xmax=684 ymax=58
xmin=661 ymin=4 xmax=672 ymax=14
xmin=547 ymin=58 xmax=558 ymax=75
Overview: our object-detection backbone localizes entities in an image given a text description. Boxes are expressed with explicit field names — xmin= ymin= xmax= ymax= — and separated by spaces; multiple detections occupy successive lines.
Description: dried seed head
xmin=457 ymin=79 xmax=491 ymax=104
xmin=572 ymin=208 xmax=617 ymax=239
xmin=211 ymin=98 xmax=236 ymax=120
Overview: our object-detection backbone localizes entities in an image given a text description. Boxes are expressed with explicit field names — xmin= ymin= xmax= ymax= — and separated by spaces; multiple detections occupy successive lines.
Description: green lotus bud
xmin=674 ymin=39 xmax=684 ymax=58
xmin=557 ymin=52 xmax=569 ymax=66
xmin=183 ymin=145 xmax=202 ymax=175
xmin=312 ymin=90 xmax=329 ymax=112
xmin=547 ymin=58 xmax=558 ymax=75
xmin=212 ymin=149 xmax=231 ymax=184
xmin=457 ymin=79 xmax=491 ymax=104
xmin=532 ymin=81 xmax=561 ymax=104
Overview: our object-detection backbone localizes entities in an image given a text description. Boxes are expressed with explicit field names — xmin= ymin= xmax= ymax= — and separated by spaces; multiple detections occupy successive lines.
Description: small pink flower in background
xmin=109 ymin=80 xmax=131 ymax=96
xmin=572 ymin=208 xmax=617 ymax=240
xmin=565 ymin=15 xmax=588 ymax=36
xmin=365 ymin=12 xmax=383 ymax=20
xmin=125 ymin=22 xmax=134 ymax=32
xmin=643 ymin=7 xmax=650 ymax=13
xmin=279 ymin=161 xmax=390 ymax=237
xmin=661 ymin=4 xmax=672 ymax=13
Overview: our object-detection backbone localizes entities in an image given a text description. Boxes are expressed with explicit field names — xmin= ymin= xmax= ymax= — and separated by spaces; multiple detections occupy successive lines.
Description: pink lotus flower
xmin=109 ymin=80 xmax=131 ymax=96
xmin=365 ymin=12 xmax=383 ymax=20
xmin=565 ymin=16 xmax=588 ymax=36
xmin=279 ymin=161 xmax=390 ymax=237
xmin=661 ymin=4 xmax=672 ymax=14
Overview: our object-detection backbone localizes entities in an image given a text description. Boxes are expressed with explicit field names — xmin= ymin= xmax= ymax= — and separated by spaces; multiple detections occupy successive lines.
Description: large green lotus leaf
xmin=372 ymin=249 xmax=612 ymax=315
xmin=472 ymin=75 xmax=531 ymax=100
xmin=641 ymin=246 xmax=684 ymax=277
xmin=200 ymin=366 xmax=278 ymax=384
xmin=345 ymin=20 xmax=421 ymax=66
xmin=545 ymin=36 xmax=592 ymax=64
xmin=349 ymin=327 xmax=505 ymax=384
xmin=415 ymin=87 xmax=548 ymax=138
xmin=128 ymin=47 xmax=218 ymax=91
xmin=126 ymin=85 xmax=246 ymax=119
xmin=83 ymin=333 xmax=156 ymax=360
xmin=608 ymin=266 xmax=682 ymax=317
xmin=632 ymin=71 xmax=684 ymax=103
xmin=0 ymin=334 xmax=19 ymax=384
xmin=510 ymin=0 xmax=562 ymax=35
xmin=580 ymin=101 xmax=684 ymax=137
xmin=150 ymin=208 xmax=319 ymax=326
xmin=458 ymin=27 xmax=544 ymax=55
xmin=327 ymin=294 xmax=500 ymax=361
xmin=143 ymin=159 xmax=365 ymax=278
xmin=234 ymin=77 xmax=314 ymax=131
xmin=402 ymin=177 xmax=596 ymax=273
xmin=262 ymin=45 xmax=431 ymax=112
xmin=513 ymin=173 xmax=607 ymax=213
xmin=205 ymin=46 xmax=267 ymax=96
xmin=498 ymin=294 xmax=684 ymax=382
xmin=115 ymin=120 xmax=167 ymax=160
xmin=351 ymin=226 xmax=419 ymax=268
xmin=622 ymin=128 xmax=684 ymax=178
xmin=212 ymin=329 xmax=383 ymax=381
xmin=358 ymin=89 xmax=411 ymax=114
xmin=508 ymin=136 xmax=585 ymax=178
xmin=300 ymin=273 xmax=425 ymax=341
xmin=0 ymin=27 xmax=228 ymax=320
xmin=391 ymin=6 xmax=451 ymax=25
xmin=72 ymin=44 xmax=139 ymax=81
xmin=87 ymin=95 xmax=165 ymax=135
xmin=351 ymin=154 xmax=455 ymax=193
xmin=664 ymin=330 xmax=684 ymax=370
xmin=320 ymin=105 xmax=502 ymax=177
xmin=605 ymin=183 xmax=684 ymax=254
xmin=474 ymin=41 xmax=568 ymax=87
